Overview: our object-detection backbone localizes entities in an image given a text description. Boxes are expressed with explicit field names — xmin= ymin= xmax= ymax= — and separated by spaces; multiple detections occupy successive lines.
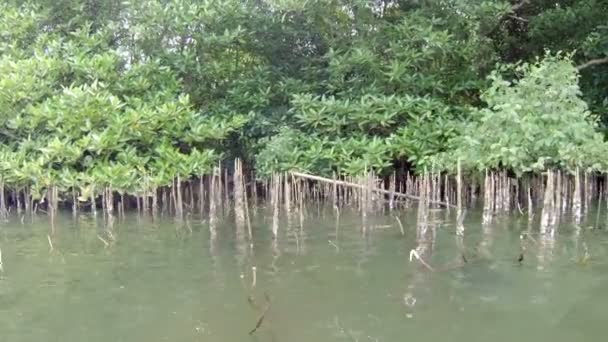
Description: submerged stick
xmin=47 ymin=235 xmax=54 ymax=252
xmin=97 ymin=235 xmax=110 ymax=248
xmin=517 ymin=200 xmax=524 ymax=215
xmin=290 ymin=172 xmax=456 ymax=208
xmin=394 ymin=215 xmax=405 ymax=236
xmin=518 ymin=252 xmax=524 ymax=264
xmin=409 ymin=248 xmax=469 ymax=272
xmin=0 ymin=246 xmax=3 ymax=272
xmin=328 ymin=240 xmax=340 ymax=252
xmin=249 ymin=292 xmax=271 ymax=335
xmin=409 ymin=249 xmax=435 ymax=272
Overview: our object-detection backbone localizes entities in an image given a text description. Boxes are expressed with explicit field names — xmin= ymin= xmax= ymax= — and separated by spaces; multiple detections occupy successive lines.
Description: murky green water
xmin=1 ymin=205 xmax=607 ymax=342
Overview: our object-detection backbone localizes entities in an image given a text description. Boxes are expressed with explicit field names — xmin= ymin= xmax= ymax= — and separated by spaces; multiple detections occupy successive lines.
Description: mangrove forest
xmin=1 ymin=1 xmax=608 ymax=341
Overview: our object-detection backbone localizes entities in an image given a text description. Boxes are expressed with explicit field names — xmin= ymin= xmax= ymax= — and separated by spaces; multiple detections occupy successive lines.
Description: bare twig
xmin=409 ymin=248 xmax=467 ymax=272
xmin=576 ymin=57 xmax=608 ymax=70
xmin=508 ymin=14 xmax=528 ymax=22
xmin=97 ymin=235 xmax=110 ymax=248
xmin=47 ymin=235 xmax=54 ymax=252
xmin=517 ymin=200 xmax=524 ymax=215
xmin=328 ymin=240 xmax=340 ymax=252
xmin=409 ymin=249 xmax=435 ymax=272
xmin=511 ymin=0 xmax=529 ymax=12
xmin=394 ymin=215 xmax=405 ymax=236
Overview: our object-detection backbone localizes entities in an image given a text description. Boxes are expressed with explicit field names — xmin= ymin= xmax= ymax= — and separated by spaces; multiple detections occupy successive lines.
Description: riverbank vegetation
xmin=0 ymin=0 xmax=607 ymax=225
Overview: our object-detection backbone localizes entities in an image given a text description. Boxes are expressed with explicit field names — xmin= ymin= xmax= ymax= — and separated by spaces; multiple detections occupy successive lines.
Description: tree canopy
xmin=0 ymin=0 xmax=607 ymax=195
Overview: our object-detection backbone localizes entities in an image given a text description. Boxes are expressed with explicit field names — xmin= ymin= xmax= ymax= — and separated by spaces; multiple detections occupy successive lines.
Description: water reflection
xmin=404 ymin=197 xmax=437 ymax=319
xmin=1 ymin=204 xmax=607 ymax=342
xmin=478 ymin=221 xmax=494 ymax=259
xmin=537 ymin=229 xmax=556 ymax=270
xmin=235 ymin=216 xmax=248 ymax=279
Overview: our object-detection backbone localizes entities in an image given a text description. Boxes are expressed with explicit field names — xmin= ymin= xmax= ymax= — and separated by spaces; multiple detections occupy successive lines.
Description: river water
xmin=1 ymin=205 xmax=607 ymax=341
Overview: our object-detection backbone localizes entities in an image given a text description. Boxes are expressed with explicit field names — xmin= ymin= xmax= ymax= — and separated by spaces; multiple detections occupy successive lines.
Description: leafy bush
xmin=437 ymin=53 xmax=608 ymax=175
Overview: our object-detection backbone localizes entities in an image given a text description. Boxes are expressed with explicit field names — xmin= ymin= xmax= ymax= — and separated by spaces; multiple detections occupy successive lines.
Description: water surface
xmin=1 ymin=206 xmax=607 ymax=341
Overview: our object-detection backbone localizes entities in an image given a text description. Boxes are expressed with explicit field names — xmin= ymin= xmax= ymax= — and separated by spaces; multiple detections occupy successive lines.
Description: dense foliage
xmin=0 ymin=0 xmax=607 ymax=201
xmin=433 ymin=53 xmax=608 ymax=175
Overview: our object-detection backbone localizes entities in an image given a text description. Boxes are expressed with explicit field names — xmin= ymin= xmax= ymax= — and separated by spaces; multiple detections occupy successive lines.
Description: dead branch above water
xmin=290 ymin=171 xmax=457 ymax=209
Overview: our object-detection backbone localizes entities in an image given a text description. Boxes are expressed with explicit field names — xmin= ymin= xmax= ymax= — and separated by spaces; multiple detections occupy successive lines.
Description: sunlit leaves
xmin=0 ymin=2 xmax=238 ymax=197
xmin=441 ymin=54 xmax=608 ymax=174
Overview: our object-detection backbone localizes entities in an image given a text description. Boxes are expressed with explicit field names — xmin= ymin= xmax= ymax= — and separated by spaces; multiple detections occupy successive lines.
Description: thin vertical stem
xmin=456 ymin=160 xmax=463 ymax=234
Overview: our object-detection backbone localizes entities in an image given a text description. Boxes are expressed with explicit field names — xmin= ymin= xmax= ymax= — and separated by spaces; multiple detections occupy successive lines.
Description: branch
xmin=508 ymin=14 xmax=529 ymax=22
xmin=576 ymin=57 xmax=608 ymax=71
xmin=409 ymin=249 xmax=435 ymax=272
xmin=290 ymin=171 xmax=456 ymax=208
xmin=485 ymin=1 xmax=530 ymax=37
xmin=510 ymin=0 xmax=529 ymax=12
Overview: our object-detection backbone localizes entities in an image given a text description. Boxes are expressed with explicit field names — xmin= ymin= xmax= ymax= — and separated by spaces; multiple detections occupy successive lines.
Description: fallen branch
xmin=291 ymin=171 xmax=456 ymax=208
